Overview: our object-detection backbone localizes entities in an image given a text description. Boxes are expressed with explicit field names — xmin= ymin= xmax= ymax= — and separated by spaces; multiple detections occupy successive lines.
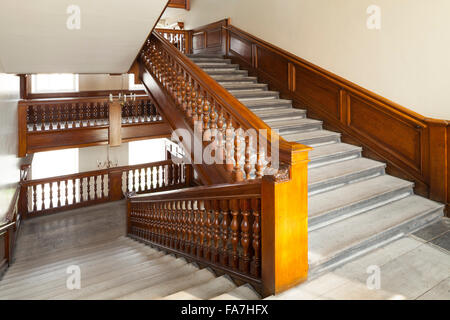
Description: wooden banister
xmin=139 ymin=31 xmax=311 ymax=186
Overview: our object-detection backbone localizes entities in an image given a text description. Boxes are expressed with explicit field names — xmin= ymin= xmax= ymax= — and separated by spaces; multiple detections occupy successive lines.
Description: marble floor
xmin=268 ymin=218 xmax=450 ymax=300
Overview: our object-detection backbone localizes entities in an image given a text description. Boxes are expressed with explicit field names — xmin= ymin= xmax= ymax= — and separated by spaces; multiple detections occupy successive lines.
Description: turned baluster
xmin=79 ymin=177 xmax=84 ymax=202
xmin=251 ymin=198 xmax=261 ymax=278
xmin=204 ymin=200 xmax=213 ymax=261
xmin=240 ymin=199 xmax=251 ymax=274
xmin=225 ymin=114 xmax=234 ymax=172
xmin=32 ymin=185 xmax=37 ymax=213
xmin=57 ymin=181 xmax=62 ymax=207
xmin=188 ymin=85 xmax=197 ymax=123
xmin=220 ymin=200 xmax=230 ymax=266
xmin=255 ymin=136 xmax=264 ymax=178
xmin=72 ymin=179 xmax=77 ymax=204
xmin=198 ymin=200 xmax=206 ymax=258
xmin=233 ymin=127 xmax=244 ymax=182
xmin=168 ymin=163 xmax=173 ymax=186
xmin=216 ymin=108 xmax=225 ymax=164
xmin=173 ymin=163 xmax=179 ymax=185
xmin=192 ymin=201 xmax=199 ymax=256
xmin=149 ymin=166 xmax=154 ymax=190
xmin=175 ymin=201 xmax=182 ymax=250
xmin=186 ymin=201 xmax=193 ymax=254
xmin=230 ymin=199 xmax=240 ymax=270
xmin=244 ymin=135 xmax=253 ymax=180
xmin=183 ymin=80 xmax=192 ymax=115
xmin=157 ymin=202 xmax=164 ymax=244
xmin=132 ymin=170 xmax=136 ymax=192
xmin=40 ymin=105 xmax=46 ymax=131
xmin=48 ymin=105 xmax=54 ymax=130
xmin=181 ymin=201 xmax=187 ymax=252
xmin=56 ymin=105 xmax=62 ymax=130
xmin=32 ymin=106 xmax=38 ymax=131
xmin=212 ymin=200 xmax=221 ymax=263
xmin=49 ymin=182 xmax=54 ymax=209
xmin=196 ymin=93 xmax=204 ymax=132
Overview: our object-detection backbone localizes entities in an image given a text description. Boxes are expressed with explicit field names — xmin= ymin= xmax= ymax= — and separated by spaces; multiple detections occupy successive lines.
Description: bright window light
xmin=129 ymin=74 xmax=145 ymax=91
xmin=32 ymin=149 xmax=79 ymax=179
xmin=129 ymin=139 xmax=166 ymax=165
xmin=31 ymin=74 xmax=79 ymax=93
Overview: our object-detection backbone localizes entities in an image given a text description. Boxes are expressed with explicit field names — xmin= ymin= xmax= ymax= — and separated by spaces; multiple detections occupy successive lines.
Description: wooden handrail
xmin=155 ymin=28 xmax=191 ymax=54
xmin=141 ymin=31 xmax=311 ymax=186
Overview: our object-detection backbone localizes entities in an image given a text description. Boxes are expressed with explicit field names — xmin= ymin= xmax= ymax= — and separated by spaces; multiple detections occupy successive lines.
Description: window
xmin=128 ymin=74 xmax=145 ymax=91
xmin=32 ymin=149 xmax=79 ymax=179
xmin=129 ymin=139 xmax=166 ymax=165
xmin=31 ymin=74 xmax=79 ymax=93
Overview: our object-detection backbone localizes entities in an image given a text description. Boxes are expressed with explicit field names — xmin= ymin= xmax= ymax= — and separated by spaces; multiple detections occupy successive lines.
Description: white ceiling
xmin=0 ymin=0 xmax=168 ymax=74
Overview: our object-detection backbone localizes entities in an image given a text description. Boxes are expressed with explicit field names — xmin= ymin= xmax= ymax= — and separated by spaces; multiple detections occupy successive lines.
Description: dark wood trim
xmin=167 ymin=0 xmax=190 ymax=10
xmin=214 ymin=23 xmax=450 ymax=217
xmin=191 ymin=19 xmax=229 ymax=55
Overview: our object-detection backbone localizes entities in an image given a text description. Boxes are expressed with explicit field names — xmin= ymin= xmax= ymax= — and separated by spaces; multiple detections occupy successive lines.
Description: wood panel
xmin=221 ymin=23 xmax=450 ymax=216
xmin=191 ymin=19 xmax=229 ymax=55
xmin=168 ymin=0 xmax=190 ymax=10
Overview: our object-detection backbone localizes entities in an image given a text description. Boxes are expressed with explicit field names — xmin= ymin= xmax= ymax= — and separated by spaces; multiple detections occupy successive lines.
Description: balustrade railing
xmin=21 ymin=96 xmax=159 ymax=132
xmin=140 ymin=31 xmax=306 ymax=184
xmin=155 ymin=28 xmax=190 ymax=54
xmin=128 ymin=181 xmax=262 ymax=289
xmin=20 ymin=160 xmax=192 ymax=219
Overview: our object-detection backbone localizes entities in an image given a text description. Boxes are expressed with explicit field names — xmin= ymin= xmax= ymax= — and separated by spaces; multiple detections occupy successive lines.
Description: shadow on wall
xmin=0 ymin=74 xmax=21 ymax=222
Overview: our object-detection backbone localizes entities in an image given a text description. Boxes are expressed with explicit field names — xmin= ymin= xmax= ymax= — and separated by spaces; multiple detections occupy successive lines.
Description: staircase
xmin=0 ymin=202 xmax=259 ymax=300
xmin=187 ymin=53 xmax=445 ymax=276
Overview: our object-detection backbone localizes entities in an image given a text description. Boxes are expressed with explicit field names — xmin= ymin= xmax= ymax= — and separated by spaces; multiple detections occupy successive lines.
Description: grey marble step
xmin=220 ymin=83 xmax=268 ymax=91
xmin=232 ymin=90 xmax=279 ymax=100
xmin=264 ymin=118 xmax=323 ymax=134
xmin=308 ymin=195 xmax=444 ymax=275
xmin=284 ymin=129 xmax=341 ymax=146
xmin=255 ymin=108 xmax=307 ymax=121
xmin=211 ymin=284 xmax=262 ymax=300
xmin=308 ymin=143 xmax=362 ymax=168
xmin=244 ymin=99 xmax=293 ymax=110
xmin=190 ymin=57 xmax=232 ymax=63
xmin=198 ymin=63 xmax=239 ymax=69
xmin=186 ymin=54 xmax=224 ymax=59
xmin=212 ymin=75 xmax=258 ymax=83
xmin=309 ymin=175 xmax=414 ymax=230
xmin=204 ymin=69 xmax=248 ymax=76
xmin=308 ymin=158 xmax=386 ymax=195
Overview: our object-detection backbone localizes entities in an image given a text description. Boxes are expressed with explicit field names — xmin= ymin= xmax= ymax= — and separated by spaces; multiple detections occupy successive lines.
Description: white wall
xmin=78 ymin=144 xmax=129 ymax=172
xmin=162 ymin=0 xmax=450 ymax=119
xmin=0 ymin=74 xmax=21 ymax=222
xmin=78 ymin=74 xmax=130 ymax=91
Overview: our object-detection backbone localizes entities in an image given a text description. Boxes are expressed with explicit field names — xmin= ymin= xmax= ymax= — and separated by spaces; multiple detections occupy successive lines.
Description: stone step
xmin=117 ymin=268 xmax=217 ymax=300
xmin=308 ymin=143 xmax=362 ymax=168
xmin=0 ymin=250 xmax=166 ymax=299
xmin=78 ymin=261 xmax=200 ymax=300
xmin=13 ymin=253 xmax=173 ymax=300
xmin=210 ymin=284 xmax=261 ymax=300
xmin=212 ymin=75 xmax=258 ymax=83
xmin=308 ymin=158 xmax=386 ymax=195
xmin=205 ymin=69 xmax=248 ymax=76
xmin=255 ymin=108 xmax=307 ymax=121
xmin=264 ymin=118 xmax=323 ymax=134
xmin=190 ymin=57 xmax=232 ymax=64
xmin=283 ymin=129 xmax=341 ymax=146
xmin=231 ymin=90 xmax=279 ymax=100
xmin=308 ymin=195 xmax=444 ymax=275
xmin=220 ymin=83 xmax=268 ymax=91
xmin=309 ymin=175 xmax=414 ymax=230
xmin=50 ymin=257 xmax=192 ymax=300
xmin=162 ymin=275 xmax=237 ymax=300
xmin=186 ymin=54 xmax=224 ymax=59
xmin=198 ymin=63 xmax=240 ymax=69
xmin=244 ymin=99 xmax=293 ymax=110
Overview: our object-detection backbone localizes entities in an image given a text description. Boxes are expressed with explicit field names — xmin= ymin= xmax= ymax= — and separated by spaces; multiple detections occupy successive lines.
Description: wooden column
xmin=261 ymin=143 xmax=311 ymax=296
xmin=109 ymin=168 xmax=124 ymax=201
xmin=109 ymin=101 xmax=122 ymax=147
xmin=18 ymin=103 xmax=28 ymax=158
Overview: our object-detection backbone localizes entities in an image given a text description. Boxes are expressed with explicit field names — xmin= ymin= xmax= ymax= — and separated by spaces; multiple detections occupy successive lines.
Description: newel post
xmin=109 ymin=169 xmax=124 ymax=201
xmin=126 ymin=198 xmax=132 ymax=235
xmin=261 ymin=143 xmax=311 ymax=296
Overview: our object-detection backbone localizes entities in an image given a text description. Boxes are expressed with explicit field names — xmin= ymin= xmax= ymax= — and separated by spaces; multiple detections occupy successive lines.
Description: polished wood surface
xmin=168 ymin=0 xmax=190 ymax=10
xmin=18 ymin=96 xmax=171 ymax=157
xmin=192 ymin=19 xmax=229 ymax=55
xmin=21 ymin=160 xmax=192 ymax=219
xmin=205 ymin=22 xmax=450 ymax=217
xmin=109 ymin=101 xmax=122 ymax=146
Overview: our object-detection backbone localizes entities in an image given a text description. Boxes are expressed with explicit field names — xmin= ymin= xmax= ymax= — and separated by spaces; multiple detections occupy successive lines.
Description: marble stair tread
xmin=308 ymin=158 xmax=386 ymax=193
xmin=255 ymin=108 xmax=307 ymax=121
xmin=212 ymin=75 xmax=258 ymax=83
xmin=79 ymin=262 xmax=200 ymax=300
xmin=308 ymin=195 xmax=444 ymax=272
xmin=161 ymin=275 xmax=237 ymax=300
xmin=244 ymin=99 xmax=293 ymax=110
xmin=308 ymin=175 xmax=414 ymax=228
xmin=204 ymin=69 xmax=248 ymax=76
xmin=231 ymin=90 xmax=279 ymax=99
xmin=308 ymin=143 xmax=362 ymax=167
xmin=186 ymin=54 xmax=224 ymax=59
xmin=50 ymin=257 xmax=192 ymax=300
xmin=117 ymin=268 xmax=217 ymax=300
xmin=190 ymin=58 xmax=232 ymax=63
xmin=198 ymin=63 xmax=240 ymax=69
xmin=210 ymin=284 xmax=261 ymax=300
xmin=220 ymin=83 xmax=268 ymax=91
xmin=283 ymin=129 xmax=341 ymax=146
xmin=262 ymin=118 xmax=322 ymax=132
xmin=20 ymin=254 xmax=176 ymax=300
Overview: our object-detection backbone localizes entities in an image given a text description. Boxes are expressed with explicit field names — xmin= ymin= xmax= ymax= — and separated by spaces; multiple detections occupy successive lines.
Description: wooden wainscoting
xmin=189 ymin=21 xmax=449 ymax=215
xmin=168 ymin=0 xmax=190 ymax=10
xmin=191 ymin=19 xmax=229 ymax=55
